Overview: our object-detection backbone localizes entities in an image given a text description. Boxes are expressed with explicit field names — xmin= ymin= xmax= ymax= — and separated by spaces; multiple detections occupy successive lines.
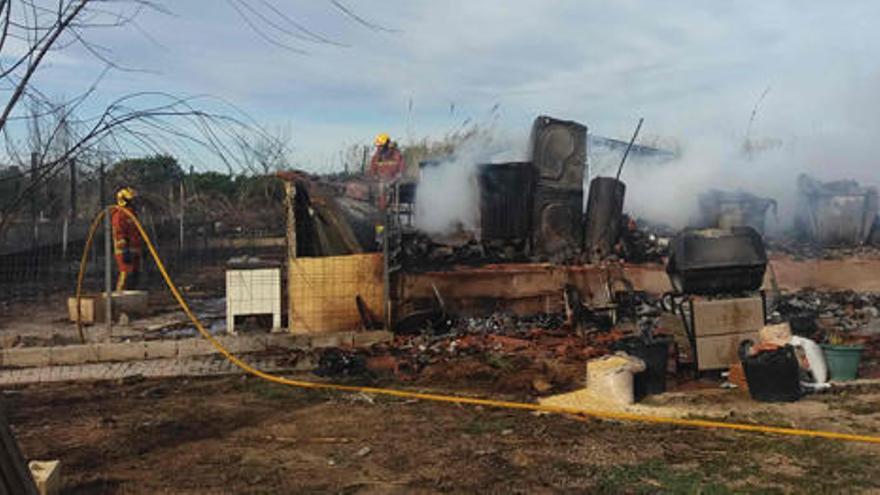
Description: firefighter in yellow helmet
xmin=111 ymin=187 xmax=142 ymax=291
xmin=369 ymin=133 xmax=405 ymax=181
xmin=368 ymin=133 xmax=406 ymax=213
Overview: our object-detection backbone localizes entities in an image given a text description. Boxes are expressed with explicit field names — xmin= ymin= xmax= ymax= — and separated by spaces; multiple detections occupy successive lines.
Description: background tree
xmin=0 ymin=0 xmax=394 ymax=245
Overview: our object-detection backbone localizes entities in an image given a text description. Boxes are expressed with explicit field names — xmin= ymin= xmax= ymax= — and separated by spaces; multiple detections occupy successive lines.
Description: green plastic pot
xmin=821 ymin=344 xmax=865 ymax=381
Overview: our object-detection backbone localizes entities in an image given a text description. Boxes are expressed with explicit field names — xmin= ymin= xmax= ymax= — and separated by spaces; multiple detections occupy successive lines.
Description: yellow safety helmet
xmin=116 ymin=187 xmax=136 ymax=207
xmin=374 ymin=133 xmax=390 ymax=146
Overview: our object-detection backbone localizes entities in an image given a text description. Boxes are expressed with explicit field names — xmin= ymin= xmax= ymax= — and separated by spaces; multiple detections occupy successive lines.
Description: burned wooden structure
xmin=796 ymin=174 xmax=879 ymax=246
xmin=698 ymin=189 xmax=776 ymax=235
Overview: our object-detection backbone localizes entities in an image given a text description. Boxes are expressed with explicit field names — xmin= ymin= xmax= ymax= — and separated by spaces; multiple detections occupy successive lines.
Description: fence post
xmin=62 ymin=158 xmax=77 ymax=261
xmin=178 ymin=169 xmax=187 ymax=255
xmin=361 ymin=145 xmax=368 ymax=175
xmin=69 ymin=158 xmax=77 ymax=222
xmin=30 ymin=152 xmax=38 ymax=249
xmin=100 ymin=163 xmax=113 ymax=337
xmin=284 ymin=179 xmax=296 ymax=333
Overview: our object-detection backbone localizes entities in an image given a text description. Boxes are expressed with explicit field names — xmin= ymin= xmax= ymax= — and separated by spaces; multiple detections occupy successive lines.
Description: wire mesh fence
xmin=287 ymin=253 xmax=384 ymax=333
xmin=0 ymin=164 xmax=387 ymax=336
xmin=0 ymin=160 xmax=287 ymax=304
xmin=0 ymin=218 xmax=284 ymax=299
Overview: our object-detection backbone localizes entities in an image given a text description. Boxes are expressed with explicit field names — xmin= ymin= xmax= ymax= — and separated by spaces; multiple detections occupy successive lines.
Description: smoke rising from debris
xmin=614 ymin=72 xmax=880 ymax=234
xmin=414 ymin=131 xmax=527 ymax=237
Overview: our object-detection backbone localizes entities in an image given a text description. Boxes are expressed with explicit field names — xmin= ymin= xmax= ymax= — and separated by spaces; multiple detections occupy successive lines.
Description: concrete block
xmin=353 ymin=331 xmax=393 ymax=348
xmin=215 ymin=335 xmax=265 ymax=354
xmin=95 ymin=342 xmax=146 ymax=362
xmin=29 ymin=460 xmax=61 ymax=495
xmin=144 ymin=340 xmax=179 ymax=360
xmin=49 ymin=345 xmax=98 ymax=366
xmin=292 ymin=354 xmax=317 ymax=371
xmin=3 ymin=347 xmax=50 ymax=367
xmin=177 ymin=338 xmax=216 ymax=358
xmin=310 ymin=332 xmax=354 ymax=349
xmin=265 ymin=333 xmax=309 ymax=349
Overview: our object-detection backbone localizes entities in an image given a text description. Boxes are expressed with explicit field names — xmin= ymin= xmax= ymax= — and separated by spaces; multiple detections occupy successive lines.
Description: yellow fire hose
xmin=75 ymin=206 xmax=880 ymax=445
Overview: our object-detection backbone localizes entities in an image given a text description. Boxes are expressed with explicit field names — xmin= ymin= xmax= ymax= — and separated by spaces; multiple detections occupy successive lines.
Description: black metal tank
xmin=584 ymin=177 xmax=626 ymax=261
xmin=477 ymin=162 xmax=536 ymax=240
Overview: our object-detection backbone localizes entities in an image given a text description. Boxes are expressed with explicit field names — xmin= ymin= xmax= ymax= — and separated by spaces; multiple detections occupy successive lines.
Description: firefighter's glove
xmin=122 ymin=249 xmax=133 ymax=264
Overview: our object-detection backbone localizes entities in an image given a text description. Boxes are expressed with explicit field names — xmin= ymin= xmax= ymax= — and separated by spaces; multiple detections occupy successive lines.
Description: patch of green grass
xmin=825 ymin=397 xmax=880 ymax=416
xmin=591 ymin=429 xmax=879 ymax=494
xmin=240 ymin=380 xmax=332 ymax=402
xmin=461 ymin=415 xmax=516 ymax=435
xmin=743 ymin=411 xmax=797 ymax=428
xmin=485 ymin=353 xmax=514 ymax=371
xmin=596 ymin=459 xmax=736 ymax=494
xmin=762 ymin=437 xmax=877 ymax=491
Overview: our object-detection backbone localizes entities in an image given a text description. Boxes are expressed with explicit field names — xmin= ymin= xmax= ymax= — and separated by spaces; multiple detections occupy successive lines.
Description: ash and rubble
xmin=282 ymin=116 xmax=880 ymax=397
xmin=771 ymin=290 xmax=880 ymax=337
xmin=312 ymin=310 xmax=626 ymax=386
xmin=395 ymin=215 xmax=669 ymax=271
xmin=306 ymin=285 xmax=880 ymax=393
xmin=765 ymin=238 xmax=880 ymax=260
xmin=770 ymin=289 xmax=880 ymax=379
xmin=310 ymin=288 xmax=671 ymax=392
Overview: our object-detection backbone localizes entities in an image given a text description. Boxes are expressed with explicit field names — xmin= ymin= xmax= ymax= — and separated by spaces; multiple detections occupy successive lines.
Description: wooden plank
xmin=0 ymin=409 xmax=37 ymax=495
xmin=289 ymin=253 xmax=384 ymax=334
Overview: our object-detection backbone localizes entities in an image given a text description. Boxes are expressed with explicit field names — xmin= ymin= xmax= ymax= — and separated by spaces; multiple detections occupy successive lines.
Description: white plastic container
xmin=225 ymin=267 xmax=281 ymax=334
xmin=790 ymin=335 xmax=829 ymax=385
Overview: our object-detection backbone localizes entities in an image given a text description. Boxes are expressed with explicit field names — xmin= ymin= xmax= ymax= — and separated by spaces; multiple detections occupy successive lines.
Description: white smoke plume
xmin=414 ymin=130 xmax=527 ymax=237
xmin=607 ymin=72 xmax=880 ymax=234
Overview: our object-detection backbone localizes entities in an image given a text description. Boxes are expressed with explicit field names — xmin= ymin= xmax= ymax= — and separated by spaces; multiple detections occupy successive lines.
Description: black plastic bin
xmin=740 ymin=343 xmax=802 ymax=402
xmin=611 ymin=337 xmax=671 ymax=401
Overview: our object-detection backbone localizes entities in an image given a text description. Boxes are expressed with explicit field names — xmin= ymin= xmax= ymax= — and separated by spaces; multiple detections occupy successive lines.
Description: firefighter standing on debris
xmin=369 ymin=133 xmax=406 ymax=247
xmin=369 ymin=133 xmax=406 ymax=182
xmin=369 ymin=133 xmax=406 ymax=210
xmin=111 ymin=187 xmax=143 ymax=291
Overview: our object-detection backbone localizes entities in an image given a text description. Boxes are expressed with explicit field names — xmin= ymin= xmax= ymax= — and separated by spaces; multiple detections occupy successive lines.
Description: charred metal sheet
xmin=796 ymin=174 xmax=879 ymax=246
xmin=529 ymin=116 xmax=587 ymax=189
xmin=291 ymin=179 xmax=364 ymax=257
xmin=584 ymin=177 xmax=626 ymax=261
xmin=477 ymin=162 xmax=536 ymax=240
xmin=532 ymin=186 xmax=584 ymax=258
xmin=529 ymin=116 xmax=588 ymax=257
xmin=666 ymin=227 xmax=767 ymax=295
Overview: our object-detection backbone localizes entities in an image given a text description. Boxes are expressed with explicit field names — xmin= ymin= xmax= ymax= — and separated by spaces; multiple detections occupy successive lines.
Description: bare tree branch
xmin=329 ymin=0 xmax=400 ymax=33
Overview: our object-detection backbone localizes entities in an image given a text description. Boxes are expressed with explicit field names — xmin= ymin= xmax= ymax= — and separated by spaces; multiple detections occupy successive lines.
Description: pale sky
xmin=22 ymin=0 xmax=880 ymax=174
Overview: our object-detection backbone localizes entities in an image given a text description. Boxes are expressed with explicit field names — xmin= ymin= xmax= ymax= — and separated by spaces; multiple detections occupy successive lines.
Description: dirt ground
xmin=6 ymin=374 xmax=880 ymax=494
xmin=4 ymin=263 xmax=880 ymax=493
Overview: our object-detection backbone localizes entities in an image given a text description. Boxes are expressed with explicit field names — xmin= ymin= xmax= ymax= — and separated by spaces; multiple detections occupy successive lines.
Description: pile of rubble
xmin=313 ymin=311 xmax=624 ymax=386
xmin=399 ymin=231 xmax=528 ymax=271
xmin=770 ymin=290 xmax=880 ymax=339
xmin=766 ymin=237 xmax=880 ymax=260
xmin=614 ymin=216 xmax=671 ymax=263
